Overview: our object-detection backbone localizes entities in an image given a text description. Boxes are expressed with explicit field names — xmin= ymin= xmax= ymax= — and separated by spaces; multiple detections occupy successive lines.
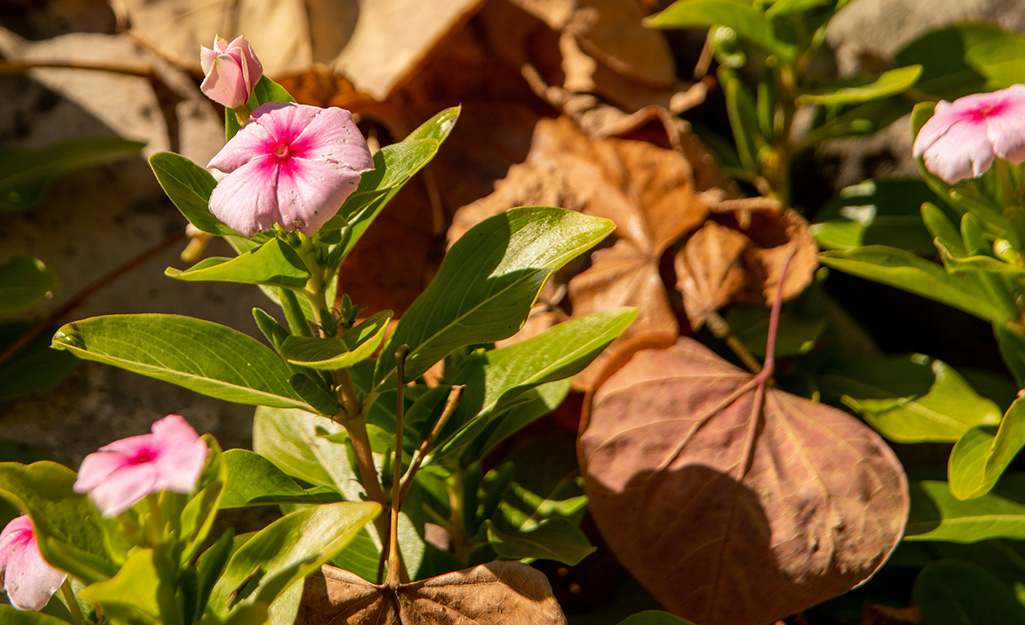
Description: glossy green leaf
xmin=0 ymin=462 xmax=116 ymax=584
xmin=288 ymin=372 xmax=340 ymax=416
xmin=323 ymin=106 xmax=460 ymax=265
xmin=486 ymin=518 xmax=595 ymax=566
xmin=905 ymin=477 xmax=1025 ymax=542
xmin=495 ymin=432 xmax=588 ymax=530
xmin=0 ymin=135 xmax=144 ymax=212
xmin=252 ymin=407 xmax=363 ymax=501
xmin=373 ymin=207 xmax=615 ymax=390
xmin=799 ymin=96 xmax=912 ymax=146
xmin=194 ymin=529 xmax=236 ymax=622
xmin=817 ymin=354 xmax=1002 ymax=443
xmin=226 ymin=75 xmax=297 ymax=141
xmin=79 ymin=548 xmax=177 ymax=625
xmin=207 ymin=501 xmax=379 ymax=618
xmin=0 ymin=321 xmax=77 ymax=403
xmin=895 ymin=22 xmax=1025 ymax=100
xmin=149 ymin=152 xmax=235 ymax=236
xmin=281 ymin=310 xmax=393 ymax=370
xmin=180 ymin=437 xmax=227 ymax=563
xmin=52 ymin=314 xmax=310 ymax=410
xmin=441 ymin=309 xmax=634 ymax=455
xmin=763 ymin=0 xmax=830 ymax=19
xmin=0 ymin=607 xmax=71 ymax=624
xmin=615 ymin=611 xmax=699 ymax=625
xmin=647 ymin=0 xmax=797 ymax=61
xmin=995 ymin=326 xmax=1025 ymax=387
xmin=719 ymin=66 xmax=763 ymax=172
xmin=811 ymin=179 xmax=939 ymax=252
xmin=221 ymin=449 xmax=341 ymax=507
xmin=949 ymin=398 xmax=1025 ymax=499
xmin=818 ymin=246 xmax=1011 ymax=324
xmin=0 ymin=255 xmax=58 ymax=315
xmin=166 ymin=238 xmax=310 ymax=289
xmin=472 ymin=380 xmax=572 ymax=461
xmin=913 ymin=560 xmax=1025 ymax=624
xmin=798 ymin=65 xmax=921 ymax=105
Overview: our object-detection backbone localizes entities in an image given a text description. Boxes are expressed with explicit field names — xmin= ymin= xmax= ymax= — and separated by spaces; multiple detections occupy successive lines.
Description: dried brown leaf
xmin=674 ymin=221 xmax=748 ymax=330
xmin=295 ymin=561 xmax=567 ymax=624
xmin=578 ymin=336 xmax=909 ymax=625
xmin=862 ymin=603 xmax=921 ymax=625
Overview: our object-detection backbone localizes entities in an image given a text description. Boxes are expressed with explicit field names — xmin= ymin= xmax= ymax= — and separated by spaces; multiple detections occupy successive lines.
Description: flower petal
xmin=985 ymin=84 xmax=1025 ymax=165
xmin=275 ymin=157 xmax=363 ymax=235
xmin=291 ymin=107 xmax=375 ymax=174
xmin=209 ymin=156 xmax=282 ymax=236
xmin=5 ymin=536 xmax=65 ymax=611
xmin=922 ymin=117 xmax=996 ymax=184
xmin=208 ymin=116 xmax=277 ymax=173
xmin=912 ymin=99 xmax=953 ymax=159
xmin=88 ymin=464 xmax=160 ymax=518
xmin=150 ymin=415 xmax=208 ymax=494
xmin=74 ymin=451 xmax=132 ymax=494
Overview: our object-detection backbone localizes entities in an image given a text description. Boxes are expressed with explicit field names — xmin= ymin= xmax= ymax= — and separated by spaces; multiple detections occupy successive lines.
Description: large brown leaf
xmin=295 ymin=561 xmax=567 ymax=624
xmin=578 ymin=335 xmax=909 ymax=625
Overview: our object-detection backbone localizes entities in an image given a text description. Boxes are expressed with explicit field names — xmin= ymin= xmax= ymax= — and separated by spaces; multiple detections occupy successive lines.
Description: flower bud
xmin=200 ymin=35 xmax=263 ymax=109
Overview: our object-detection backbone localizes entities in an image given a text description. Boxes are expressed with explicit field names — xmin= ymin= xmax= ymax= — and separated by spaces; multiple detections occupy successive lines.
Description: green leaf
xmin=718 ymin=66 xmax=763 ymax=172
xmin=281 ymin=310 xmax=393 ymax=370
xmin=0 ymin=321 xmax=77 ymax=403
xmin=0 ymin=255 xmax=58 ymax=315
xmin=817 ymin=354 xmax=1002 ymax=443
xmin=207 ymin=501 xmax=379 ymax=618
xmin=647 ymin=0 xmax=797 ymax=61
xmin=288 ymin=372 xmax=340 ymax=416
xmin=495 ymin=432 xmax=588 ymax=530
xmin=79 ymin=548 xmax=178 ymax=625
xmin=149 ymin=152 xmax=235 ymax=236
xmin=486 ymin=518 xmax=595 ymax=565
xmin=472 ymin=380 xmax=572 ymax=461
xmin=895 ymin=22 xmax=1025 ymax=100
xmin=221 ymin=449 xmax=341 ymax=507
xmin=166 ymin=239 xmax=310 ymax=289
xmin=226 ymin=76 xmax=297 ymax=141
xmin=195 ymin=529 xmax=236 ymax=622
xmin=252 ymin=407 xmax=363 ymax=501
xmin=615 ymin=612 xmax=699 ymax=625
xmin=322 ymin=106 xmax=460 ymax=265
xmin=949 ymin=397 xmax=1025 ymax=499
xmin=905 ymin=477 xmax=1025 ymax=542
xmin=0 ymin=462 xmax=117 ymax=584
xmin=52 ymin=314 xmax=310 ymax=410
xmin=799 ymin=96 xmax=913 ymax=146
xmin=818 ymin=245 xmax=1012 ymax=324
xmin=797 ymin=65 xmax=922 ymax=105
xmin=373 ymin=207 xmax=615 ymax=390
xmin=0 ymin=607 xmax=72 ymax=624
xmin=811 ymin=179 xmax=939 ymax=252
xmin=0 ymin=135 xmax=144 ymax=212
xmin=995 ymin=326 xmax=1025 ymax=387
xmin=763 ymin=0 xmax=830 ymax=19
xmin=180 ymin=437 xmax=227 ymax=563
xmin=913 ymin=559 xmax=1025 ymax=624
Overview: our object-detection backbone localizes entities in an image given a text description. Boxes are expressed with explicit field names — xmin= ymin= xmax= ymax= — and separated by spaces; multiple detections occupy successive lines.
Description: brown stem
xmin=705 ymin=312 xmax=762 ymax=375
xmin=386 ymin=346 xmax=410 ymax=587
xmin=398 ymin=384 xmax=464 ymax=505
xmin=0 ymin=59 xmax=164 ymax=79
xmin=0 ymin=231 xmax=187 ymax=369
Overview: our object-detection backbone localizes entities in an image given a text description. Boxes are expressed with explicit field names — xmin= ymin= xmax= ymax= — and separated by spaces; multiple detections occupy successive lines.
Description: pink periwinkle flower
xmin=913 ymin=84 xmax=1025 ymax=184
xmin=200 ymin=35 xmax=263 ymax=109
xmin=73 ymin=415 xmax=208 ymax=518
xmin=0 ymin=515 xmax=66 ymax=611
xmin=207 ymin=102 xmax=374 ymax=237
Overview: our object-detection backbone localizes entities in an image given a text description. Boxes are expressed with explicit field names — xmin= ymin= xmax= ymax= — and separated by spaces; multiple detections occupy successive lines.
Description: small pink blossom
xmin=207 ymin=102 xmax=374 ymax=237
xmin=913 ymin=85 xmax=1025 ymax=184
xmin=73 ymin=415 xmax=208 ymax=518
xmin=200 ymin=35 xmax=263 ymax=109
xmin=0 ymin=516 xmax=66 ymax=611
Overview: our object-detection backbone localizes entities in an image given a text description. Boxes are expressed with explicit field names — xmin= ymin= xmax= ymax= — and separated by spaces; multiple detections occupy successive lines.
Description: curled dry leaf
xmin=295 ymin=561 xmax=567 ymax=624
xmin=578 ymin=335 xmax=909 ymax=625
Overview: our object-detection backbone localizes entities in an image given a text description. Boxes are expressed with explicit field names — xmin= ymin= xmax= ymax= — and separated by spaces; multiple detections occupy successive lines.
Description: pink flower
xmin=913 ymin=85 xmax=1025 ymax=184
xmin=206 ymin=102 xmax=374 ymax=237
xmin=200 ymin=35 xmax=263 ymax=109
xmin=0 ymin=516 xmax=66 ymax=611
xmin=73 ymin=415 xmax=208 ymax=518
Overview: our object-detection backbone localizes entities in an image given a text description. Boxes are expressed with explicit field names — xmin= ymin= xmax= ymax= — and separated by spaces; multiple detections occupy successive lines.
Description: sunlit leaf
xmin=949 ymin=398 xmax=1025 ymax=499
xmin=905 ymin=477 xmax=1025 ymax=542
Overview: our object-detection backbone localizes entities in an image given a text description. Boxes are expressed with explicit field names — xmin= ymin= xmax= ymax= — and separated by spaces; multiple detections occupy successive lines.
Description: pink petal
xmin=985 ymin=85 xmax=1025 ymax=164
xmin=912 ymin=100 xmax=953 ymax=159
xmin=255 ymin=102 xmax=320 ymax=145
xmin=5 ymin=537 xmax=65 ymax=611
xmin=209 ymin=156 xmax=283 ymax=236
xmin=922 ymin=117 xmax=996 ymax=184
xmin=275 ymin=158 xmax=363 ymax=234
xmin=150 ymin=415 xmax=208 ymax=494
xmin=74 ymin=451 xmax=132 ymax=494
xmin=200 ymin=54 xmax=251 ymax=109
xmin=0 ymin=517 xmax=32 ymax=571
xmin=292 ymin=107 xmax=375 ymax=174
xmin=88 ymin=464 xmax=160 ymax=518
xmin=208 ymin=115 xmax=277 ymax=173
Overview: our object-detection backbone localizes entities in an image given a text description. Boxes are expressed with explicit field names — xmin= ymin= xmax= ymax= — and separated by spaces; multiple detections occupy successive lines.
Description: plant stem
xmin=386 ymin=346 xmax=410 ymax=587
xmin=60 ymin=578 xmax=84 ymax=625
xmin=398 ymin=384 xmax=464 ymax=504
xmin=705 ymin=312 xmax=762 ymax=374
xmin=278 ymin=288 xmax=312 ymax=337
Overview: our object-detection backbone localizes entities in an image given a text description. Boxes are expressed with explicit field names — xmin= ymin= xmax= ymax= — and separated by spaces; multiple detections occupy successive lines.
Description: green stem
xmin=60 ymin=579 xmax=84 ymax=625
xmin=386 ymin=346 xmax=410 ymax=586
xmin=279 ymin=288 xmax=312 ymax=337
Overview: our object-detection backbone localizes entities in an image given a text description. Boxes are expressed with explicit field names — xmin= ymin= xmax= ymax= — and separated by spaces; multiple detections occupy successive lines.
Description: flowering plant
xmin=0 ymin=34 xmax=632 ymax=625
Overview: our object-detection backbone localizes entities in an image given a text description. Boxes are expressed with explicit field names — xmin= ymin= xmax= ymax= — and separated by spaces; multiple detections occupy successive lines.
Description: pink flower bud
xmin=73 ymin=415 xmax=209 ymax=518
xmin=0 ymin=515 xmax=66 ymax=611
xmin=206 ymin=102 xmax=374 ymax=237
xmin=913 ymin=84 xmax=1025 ymax=184
xmin=200 ymin=35 xmax=263 ymax=109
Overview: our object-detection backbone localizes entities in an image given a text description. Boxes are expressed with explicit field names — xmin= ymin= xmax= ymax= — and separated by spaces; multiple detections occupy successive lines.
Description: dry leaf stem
xmin=398 ymin=384 xmax=464 ymax=504
xmin=386 ymin=345 xmax=412 ymax=586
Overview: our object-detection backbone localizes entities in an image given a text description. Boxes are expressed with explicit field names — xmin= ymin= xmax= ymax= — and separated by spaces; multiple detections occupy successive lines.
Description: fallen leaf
xmin=862 ymin=603 xmax=921 ymax=625
xmin=674 ymin=220 xmax=748 ymax=330
xmin=295 ymin=561 xmax=567 ymax=624
xmin=578 ymin=334 xmax=909 ymax=625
